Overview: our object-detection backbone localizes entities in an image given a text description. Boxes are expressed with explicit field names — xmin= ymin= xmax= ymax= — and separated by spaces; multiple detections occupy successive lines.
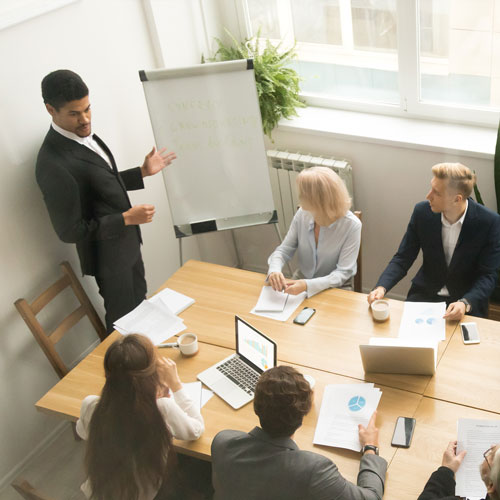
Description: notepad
xmin=254 ymin=286 xmax=289 ymax=313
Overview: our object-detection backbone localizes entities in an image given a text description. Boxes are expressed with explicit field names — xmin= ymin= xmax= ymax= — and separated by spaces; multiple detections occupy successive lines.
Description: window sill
xmin=277 ymin=107 xmax=497 ymax=160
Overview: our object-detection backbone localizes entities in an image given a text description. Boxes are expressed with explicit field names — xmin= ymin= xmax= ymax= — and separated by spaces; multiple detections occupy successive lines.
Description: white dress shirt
xmin=267 ymin=208 xmax=361 ymax=297
xmin=438 ymin=200 xmax=468 ymax=296
xmin=76 ymin=387 xmax=204 ymax=499
xmin=51 ymin=122 xmax=112 ymax=167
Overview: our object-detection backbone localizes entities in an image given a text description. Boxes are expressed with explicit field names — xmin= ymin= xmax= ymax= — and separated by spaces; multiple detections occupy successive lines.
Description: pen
xmin=157 ymin=342 xmax=178 ymax=348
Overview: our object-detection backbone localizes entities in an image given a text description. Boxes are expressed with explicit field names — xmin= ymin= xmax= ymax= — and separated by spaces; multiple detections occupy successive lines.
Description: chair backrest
xmin=14 ymin=261 xmax=106 ymax=378
xmin=11 ymin=478 xmax=54 ymax=500
xmin=353 ymin=211 xmax=362 ymax=293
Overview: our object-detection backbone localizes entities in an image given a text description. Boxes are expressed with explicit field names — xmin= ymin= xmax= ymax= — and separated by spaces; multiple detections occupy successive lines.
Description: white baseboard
xmin=0 ymin=338 xmax=100 ymax=493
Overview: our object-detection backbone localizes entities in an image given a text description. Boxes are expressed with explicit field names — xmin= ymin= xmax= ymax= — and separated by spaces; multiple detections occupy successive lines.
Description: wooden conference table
xmin=36 ymin=260 xmax=500 ymax=500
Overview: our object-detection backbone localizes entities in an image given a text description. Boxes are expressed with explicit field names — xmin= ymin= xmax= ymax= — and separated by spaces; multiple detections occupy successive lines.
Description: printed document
xmin=313 ymin=383 xmax=382 ymax=451
xmin=456 ymin=418 xmax=500 ymax=498
xmin=398 ymin=301 xmax=446 ymax=341
xmin=114 ymin=300 xmax=186 ymax=345
xmin=149 ymin=287 xmax=195 ymax=315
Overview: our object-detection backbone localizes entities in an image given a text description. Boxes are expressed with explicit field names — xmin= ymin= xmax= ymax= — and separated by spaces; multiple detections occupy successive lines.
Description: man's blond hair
xmin=431 ymin=163 xmax=476 ymax=198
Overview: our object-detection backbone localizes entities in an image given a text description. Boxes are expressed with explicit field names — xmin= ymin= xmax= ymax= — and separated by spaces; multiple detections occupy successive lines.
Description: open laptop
xmin=359 ymin=338 xmax=437 ymax=376
xmin=197 ymin=316 xmax=277 ymax=409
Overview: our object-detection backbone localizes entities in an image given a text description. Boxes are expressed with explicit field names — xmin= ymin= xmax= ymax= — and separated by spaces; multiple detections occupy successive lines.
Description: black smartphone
xmin=391 ymin=416 xmax=416 ymax=448
xmin=293 ymin=307 xmax=316 ymax=325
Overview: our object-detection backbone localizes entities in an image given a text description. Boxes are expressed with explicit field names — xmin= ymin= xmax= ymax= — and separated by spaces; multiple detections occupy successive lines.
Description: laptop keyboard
xmin=216 ymin=356 xmax=259 ymax=395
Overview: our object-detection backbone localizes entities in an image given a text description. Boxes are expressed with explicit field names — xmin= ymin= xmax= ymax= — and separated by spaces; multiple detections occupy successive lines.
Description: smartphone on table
xmin=293 ymin=307 xmax=316 ymax=325
xmin=460 ymin=322 xmax=480 ymax=344
xmin=391 ymin=416 xmax=416 ymax=448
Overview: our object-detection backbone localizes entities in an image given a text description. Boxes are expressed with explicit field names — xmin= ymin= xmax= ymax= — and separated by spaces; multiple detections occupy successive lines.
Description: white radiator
xmin=267 ymin=149 xmax=354 ymax=237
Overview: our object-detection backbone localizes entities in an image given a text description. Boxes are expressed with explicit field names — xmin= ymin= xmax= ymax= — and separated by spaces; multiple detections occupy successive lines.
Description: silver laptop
xmin=359 ymin=341 xmax=437 ymax=376
xmin=197 ymin=316 xmax=277 ymax=409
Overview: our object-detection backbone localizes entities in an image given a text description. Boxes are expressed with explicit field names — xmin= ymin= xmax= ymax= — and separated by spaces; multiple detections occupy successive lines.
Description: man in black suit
xmin=367 ymin=163 xmax=500 ymax=320
xmin=418 ymin=440 xmax=498 ymax=500
xmin=36 ymin=70 xmax=176 ymax=334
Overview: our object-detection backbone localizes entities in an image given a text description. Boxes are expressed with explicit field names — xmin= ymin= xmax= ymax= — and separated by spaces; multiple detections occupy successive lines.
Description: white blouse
xmin=76 ymin=386 xmax=204 ymax=499
xmin=268 ymin=208 xmax=361 ymax=297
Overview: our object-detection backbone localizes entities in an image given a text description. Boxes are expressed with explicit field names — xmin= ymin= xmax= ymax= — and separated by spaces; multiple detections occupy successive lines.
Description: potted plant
xmin=206 ymin=30 xmax=306 ymax=139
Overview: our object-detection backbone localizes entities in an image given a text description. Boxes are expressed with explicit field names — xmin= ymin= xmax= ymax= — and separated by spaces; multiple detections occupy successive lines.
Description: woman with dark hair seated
xmin=76 ymin=334 xmax=204 ymax=500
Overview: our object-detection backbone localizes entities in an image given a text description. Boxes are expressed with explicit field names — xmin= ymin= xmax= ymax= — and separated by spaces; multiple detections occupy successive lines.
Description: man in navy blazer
xmin=36 ymin=70 xmax=176 ymax=333
xmin=368 ymin=163 xmax=500 ymax=319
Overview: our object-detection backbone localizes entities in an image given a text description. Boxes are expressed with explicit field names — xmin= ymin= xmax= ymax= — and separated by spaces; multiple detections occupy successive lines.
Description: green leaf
xmin=204 ymin=28 xmax=306 ymax=140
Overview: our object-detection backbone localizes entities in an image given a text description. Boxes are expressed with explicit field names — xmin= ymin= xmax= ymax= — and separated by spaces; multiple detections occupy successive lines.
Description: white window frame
xmin=232 ymin=0 xmax=500 ymax=128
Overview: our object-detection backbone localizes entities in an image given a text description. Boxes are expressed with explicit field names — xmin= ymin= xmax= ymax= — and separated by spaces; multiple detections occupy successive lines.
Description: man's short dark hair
xmin=254 ymin=366 xmax=313 ymax=438
xmin=41 ymin=70 xmax=88 ymax=110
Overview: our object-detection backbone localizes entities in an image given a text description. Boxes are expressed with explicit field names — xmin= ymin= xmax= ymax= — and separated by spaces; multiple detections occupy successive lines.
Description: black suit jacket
xmin=376 ymin=199 xmax=500 ymax=317
xmin=36 ymin=127 xmax=144 ymax=277
xmin=417 ymin=465 xmax=489 ymax=500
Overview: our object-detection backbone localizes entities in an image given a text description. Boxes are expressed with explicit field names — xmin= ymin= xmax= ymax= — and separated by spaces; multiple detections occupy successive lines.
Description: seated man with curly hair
xmin=211 ymin=366 xmax=387 ymax=500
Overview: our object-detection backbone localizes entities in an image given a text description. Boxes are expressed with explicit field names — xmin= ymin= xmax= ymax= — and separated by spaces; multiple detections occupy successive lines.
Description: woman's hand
xmin=268 ymin=272 xmax=287 ymax=292
xmin=284 ymin=279 xmax=307 ymax=295
xmin=157 ymin=357 xmax=182 ymax=395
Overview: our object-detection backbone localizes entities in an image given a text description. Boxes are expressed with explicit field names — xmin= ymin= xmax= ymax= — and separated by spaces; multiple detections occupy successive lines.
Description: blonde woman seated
xmin=76 ymin=334 xmax=204 ymax=500
xmin=268 ymin=166 xmax=361 ymax=297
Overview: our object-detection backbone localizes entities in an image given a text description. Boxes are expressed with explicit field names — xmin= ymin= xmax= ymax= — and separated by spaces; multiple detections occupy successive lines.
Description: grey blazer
xmin=211 ymin=427 xmax=387 ymax=500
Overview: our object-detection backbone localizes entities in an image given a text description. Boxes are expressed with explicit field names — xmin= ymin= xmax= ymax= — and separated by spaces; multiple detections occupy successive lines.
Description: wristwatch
xmin=361 ymin=445 xmax=379 ymax=455
xmin=458 ymin=298 xmax=471 ymax=313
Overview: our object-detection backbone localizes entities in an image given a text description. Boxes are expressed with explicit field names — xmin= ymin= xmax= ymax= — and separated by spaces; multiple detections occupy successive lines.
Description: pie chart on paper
xmin=348 ymin=395 xmax=366 ymax=412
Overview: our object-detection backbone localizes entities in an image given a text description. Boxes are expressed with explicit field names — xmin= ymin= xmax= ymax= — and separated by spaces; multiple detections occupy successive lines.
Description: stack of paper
xmin=456 ymin=418 xmax=500 ymax=499
xmin=398 ymin=302 xmax=446 ymax=341
xmin=313 ymin=383 xmax=382 ymax=451
xmin=114 ymin=288 xmax=195 ymax=345
xmin=251 ymin=285 xmax=306 ymax=321
xmin=149 ymin=287 xmax=195 ymax=315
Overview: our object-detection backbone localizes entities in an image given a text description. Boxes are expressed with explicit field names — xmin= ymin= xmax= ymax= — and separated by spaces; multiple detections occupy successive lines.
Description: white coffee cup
xmin=177 ymin=333 xmax=199 ymax=357
xmin=371 ymin=299 xmax=390 ymax=321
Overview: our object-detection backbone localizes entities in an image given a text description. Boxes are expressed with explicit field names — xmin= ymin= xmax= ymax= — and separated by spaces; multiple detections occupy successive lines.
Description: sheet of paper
xmin=313 ymin=383 xmax=382 ymax=451
xmin=456 ymin=418 xmax=500 ymax=498
xmin=114 ymin=300 xmax=186 ymax=345
xmin=251 ymin=291 xmax=306 ymax=322
xmin=254 ymin=286 xmax=289 ymax=312
xmin=398 ymin=301 xmax=446 ymax=341
xmin=149 ymin=287 xmax=195 ymax=315
xmin=182 ymin=382 xmax=214 ymax=411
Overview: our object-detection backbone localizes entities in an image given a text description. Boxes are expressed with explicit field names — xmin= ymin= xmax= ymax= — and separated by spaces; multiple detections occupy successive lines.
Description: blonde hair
xmin=431 ymin=163 xmax=476 ymax=198
xmin=296 ymin=166 xmax=351 ymax=223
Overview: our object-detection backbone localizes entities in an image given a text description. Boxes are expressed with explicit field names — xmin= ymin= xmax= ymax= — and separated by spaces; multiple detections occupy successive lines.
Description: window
xmin=238 ymin=0 xmax=500 ymax=126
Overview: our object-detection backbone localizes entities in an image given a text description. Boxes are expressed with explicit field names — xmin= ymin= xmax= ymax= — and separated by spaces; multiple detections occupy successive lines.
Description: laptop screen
xmin=235 ymin=316 xmax=277 ymax=374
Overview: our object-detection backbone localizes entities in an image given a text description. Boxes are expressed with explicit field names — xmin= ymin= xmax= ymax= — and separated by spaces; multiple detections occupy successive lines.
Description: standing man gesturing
xmin=36 ymin=70 xmax=176 ymax=334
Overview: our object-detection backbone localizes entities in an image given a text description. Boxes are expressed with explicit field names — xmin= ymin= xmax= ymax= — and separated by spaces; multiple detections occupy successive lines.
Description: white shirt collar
xmin=441 ymin=199 xmax=468 ymax=228
xmin=51 ymin=121 xmax=93 ymax=147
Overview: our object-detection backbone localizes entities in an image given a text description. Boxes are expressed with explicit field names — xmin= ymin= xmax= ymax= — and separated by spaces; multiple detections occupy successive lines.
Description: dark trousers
xmin=95 ymin=255 xmax=147 ymax=334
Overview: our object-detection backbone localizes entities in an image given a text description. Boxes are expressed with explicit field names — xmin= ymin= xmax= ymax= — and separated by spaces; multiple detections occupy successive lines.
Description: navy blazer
xmin=376 ymin=199 xmax=500 ymax=317
xmin=36 ymin=127 xmax=144 ymax=277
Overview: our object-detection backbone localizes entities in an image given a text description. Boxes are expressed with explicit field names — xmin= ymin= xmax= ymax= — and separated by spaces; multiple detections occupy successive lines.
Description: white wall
xmin=0 ymin=0 xmax=205 ymax=486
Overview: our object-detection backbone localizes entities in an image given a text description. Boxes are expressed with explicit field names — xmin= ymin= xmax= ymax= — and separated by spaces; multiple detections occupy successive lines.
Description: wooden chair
xmin=14 ymin=261 xmax=106 ymax=379
xmin=353 ymin=211 xmax=362 ymax=293
xmin=11 ymin=478 xmax=53 ymax=500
